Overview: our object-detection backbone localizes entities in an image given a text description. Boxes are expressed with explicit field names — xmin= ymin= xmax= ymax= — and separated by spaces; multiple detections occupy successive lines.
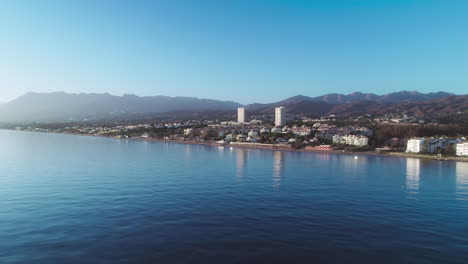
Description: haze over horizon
xmin=2 ymin=90 xmax=462 ymax=105
xmin=1 ymin=0 xmax=467 ymax=104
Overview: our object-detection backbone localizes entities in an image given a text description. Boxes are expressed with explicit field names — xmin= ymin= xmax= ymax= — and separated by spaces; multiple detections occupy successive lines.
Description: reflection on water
xmin=456 ymin=162 xmax=468 ymax=192
xmin=1 ymin=131 xmax=468 ymax=263
xmin=342 ymin=155 xmax=368 ymax=179
xmin=406 ymin=158 xmax=420 ymax=191
xmin=315 ymin=153 xmax=332 ymax=161
xmin=273 ymin=151 xmax=285 ymax=188
xmin=184 ymin=144 xmax=191 ymax=158
xmin=162 ymin=142 xmax=174 ymax=154
xmin=236 ymin=148 xmax=247 ymax=178
xmin=217 ymin=146 xmax=226 ymax=158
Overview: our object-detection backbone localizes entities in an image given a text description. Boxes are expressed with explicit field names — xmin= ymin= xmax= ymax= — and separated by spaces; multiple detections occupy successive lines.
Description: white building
xmin=354 ymin=136 xmax=369 ymax=146
xmin=291 ymin=125 xmax=312 ymax=136
xmin=237 ymin=107 xmax=246 ymax=123
xmin=406 ymin=138 xmax=426 ymax=153
xmin=275 ymin=106 xmax=286 ymax=127
xmin=271 ymin=126 xmax=282 ymax=134
xmin=250 ymin=119 xmax=263 ymax=125
xmin=247 ymin=130 xmax=259 ymax=138
xmin=184 ymin=128 xmax=193 ymax=135
xmin=333 ymin=134 xmax=369 ymax=147
xmin=456 ymin=142 xmax=468 ymax=156
xmin=406 ymin=137 xmax=452 ymax=154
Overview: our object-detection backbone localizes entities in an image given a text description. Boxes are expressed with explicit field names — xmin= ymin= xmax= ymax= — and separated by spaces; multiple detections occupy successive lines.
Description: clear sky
xmin=0 ymin=0 xmax=467 ymax=104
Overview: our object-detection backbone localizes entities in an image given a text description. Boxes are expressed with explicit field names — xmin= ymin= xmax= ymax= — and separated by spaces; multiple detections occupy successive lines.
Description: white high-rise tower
xmin=237 ymin=107 xmax=246 ymax=123
xmin=275 ymin=106 xmax=285 ymax=126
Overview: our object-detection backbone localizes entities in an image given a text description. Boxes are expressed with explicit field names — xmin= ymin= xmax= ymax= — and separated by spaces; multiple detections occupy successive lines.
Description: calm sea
xmin=0 ymin=130 xmax=467 ymax=263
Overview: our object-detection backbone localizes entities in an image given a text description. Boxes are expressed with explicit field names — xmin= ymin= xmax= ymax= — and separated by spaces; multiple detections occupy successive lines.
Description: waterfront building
xmin=456 ymin=142 xmax=468 ymax=156
xmin=275 ymin=107 xmax=286 ymax=126
xmin=406 ymin=138 xmax=426 ymax=153
xmin=305 ymin=145 xmax=333 ymax=151
xmin=332 ymin=134 xmax=369 ymax=147
xmin=406 ymin=137 xmax=455 ymax=154
xmin=237 ymin=107 xmax=246 ymax=123
xmin=354 ymin=136 xmax=369 ymax=146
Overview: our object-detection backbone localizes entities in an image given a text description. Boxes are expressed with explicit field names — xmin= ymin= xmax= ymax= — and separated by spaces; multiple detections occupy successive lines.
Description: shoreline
xmin=5 ymin=129 xmax=468 ymax=162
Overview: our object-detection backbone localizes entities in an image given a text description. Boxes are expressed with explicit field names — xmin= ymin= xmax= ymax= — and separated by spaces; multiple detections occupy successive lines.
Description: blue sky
xmin=0 ymin=0 xmax=467 ymax=103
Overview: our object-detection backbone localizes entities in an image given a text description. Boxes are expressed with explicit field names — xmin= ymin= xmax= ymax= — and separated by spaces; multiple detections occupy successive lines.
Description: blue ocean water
xmin=0 ymin=130 xmax=467 ymax=264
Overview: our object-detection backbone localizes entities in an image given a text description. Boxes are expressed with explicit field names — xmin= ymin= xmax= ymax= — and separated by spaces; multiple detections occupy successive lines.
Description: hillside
xmin=254 ymin=95 xmax=468 ymax=117
xmin=0 ymin=91 xmax=464 ymax=123
xmin=0 ymin=92 xmax=241 ymax=122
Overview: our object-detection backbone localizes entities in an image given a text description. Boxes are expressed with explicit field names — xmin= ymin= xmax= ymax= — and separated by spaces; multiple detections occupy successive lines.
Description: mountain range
xmin=0 ymin=91 xmax=465 ymax=123
xmin=0 ymin=92 xmax=241 ymax=122
xmin=270 ymin=94 xmax=468 ymax=117
xmin=248 ymin=91 xmax=453 ymax=110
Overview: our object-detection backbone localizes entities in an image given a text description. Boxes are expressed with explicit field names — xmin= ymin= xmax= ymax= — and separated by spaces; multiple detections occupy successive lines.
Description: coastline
xmin=4 ymin=129 xmax=468 ymax=162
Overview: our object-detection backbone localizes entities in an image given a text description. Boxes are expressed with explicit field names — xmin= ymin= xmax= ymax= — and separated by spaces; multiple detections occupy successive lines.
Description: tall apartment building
xmin=237 ymin=107 xmax=246 ymax=123
xmin=275 ymin=107 xmax=286 ymax=127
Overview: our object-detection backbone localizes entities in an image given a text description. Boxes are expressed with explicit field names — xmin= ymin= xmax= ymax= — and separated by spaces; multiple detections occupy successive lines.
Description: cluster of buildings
xmin=74 ymin=122 xmax=187 ymax=135
xmin=406 ymin=137 xmax=468 ymax=156
xmin=233 ymin=107 xmax=370 ymax=147
xmin=332 ymin=134 xmax=369 ymax=147
xmin=11 ymin=105 xmax=466 ymax=157
xmin=310 ymin=123 xmax=372 ymax=147
xmin=313 ymin=124 xmax=373 ymax=138
xmin=372 ymin=113 xmax=429 ymax=124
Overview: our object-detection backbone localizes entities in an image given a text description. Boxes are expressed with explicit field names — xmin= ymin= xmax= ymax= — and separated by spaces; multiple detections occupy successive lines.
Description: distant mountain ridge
xmin=0 ymin=92 xmax=241 ymax=122
xmin=0 ymin=91 xmax=463 ymax=122
xmin=246 ymin=91 xmax=454 ymax=110
xmin=251 ymin=94 xmax=467 ymax=117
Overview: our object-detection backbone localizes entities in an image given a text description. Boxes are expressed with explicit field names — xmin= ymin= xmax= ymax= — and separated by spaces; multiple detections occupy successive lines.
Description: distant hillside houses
xmin=314 ymin=124 xmax=373 ymax=139
xmin=280 ymin=125 xmax=313 ymax=136
xmin=406 ymin=137 xmax=466 ymax=155
xmin=291 ymin=125 xmax=313 ymax=136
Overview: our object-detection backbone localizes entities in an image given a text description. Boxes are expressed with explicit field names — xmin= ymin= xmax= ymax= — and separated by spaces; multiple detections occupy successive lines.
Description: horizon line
xmin=3 ymin=90 xmax=460 ymax=105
